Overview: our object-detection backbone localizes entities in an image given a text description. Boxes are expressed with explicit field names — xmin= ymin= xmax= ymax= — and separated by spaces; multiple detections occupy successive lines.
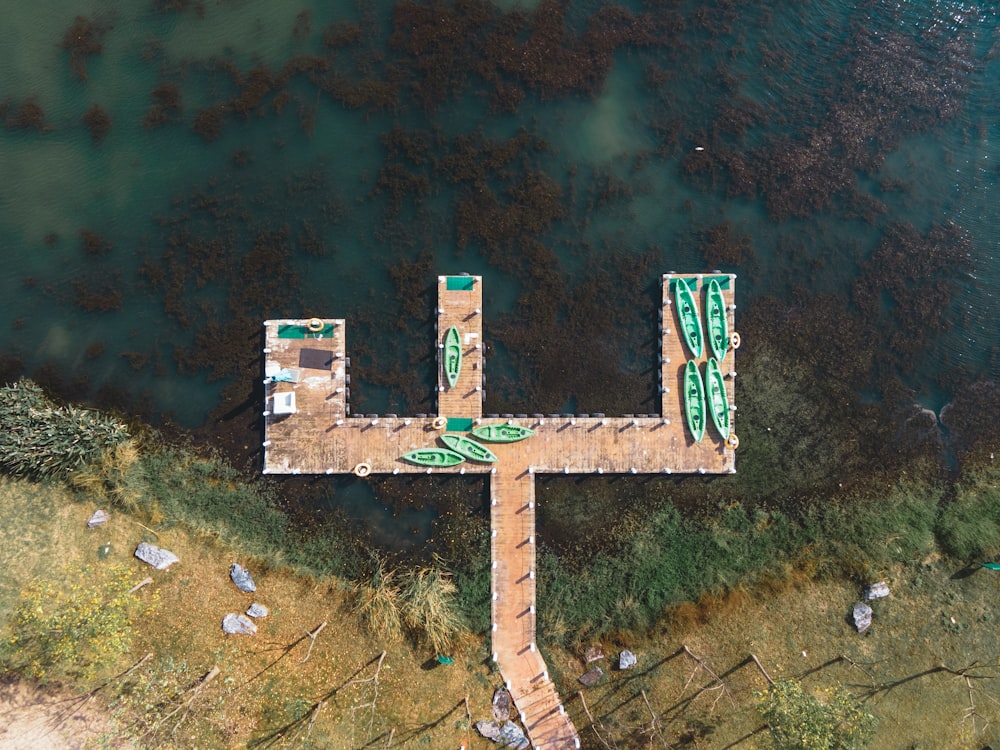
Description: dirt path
xmin=0 ymin=680 xmax=115 ymax=750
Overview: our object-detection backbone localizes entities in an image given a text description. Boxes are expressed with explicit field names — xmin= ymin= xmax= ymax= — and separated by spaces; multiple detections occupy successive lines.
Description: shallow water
xmin=1 ymin=0 xmax=998 ymax=533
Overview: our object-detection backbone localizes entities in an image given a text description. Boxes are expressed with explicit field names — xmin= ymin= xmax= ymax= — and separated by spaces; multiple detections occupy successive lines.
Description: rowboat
xmin=705 ymin=358 xmax=730 ymax=440
xmin=705 ymin=278 xmax=728 ymax=362
xmin=674 ymin=279 xmax=703 ymax=358
xmin=401 ymin=448 xmax=465 ymax=467
xmin=444 ymin=326 xmax=462 ymax=388
xmin=471 ymin=424 xmax=535 ymax=443
xmin=683 ymin=360 xmax=705 ymax=442
xmin=440 ymin=434 xmax=498 ymax=462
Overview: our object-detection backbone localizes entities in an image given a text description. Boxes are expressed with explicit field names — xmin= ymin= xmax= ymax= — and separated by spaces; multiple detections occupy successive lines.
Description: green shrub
xmin=0 ymin=379 xmax=130 ymax=479
xmin=5 ymin=563 xmax=154 ymax=681
xmin=756 ymin=679 xmax=876 ymax=750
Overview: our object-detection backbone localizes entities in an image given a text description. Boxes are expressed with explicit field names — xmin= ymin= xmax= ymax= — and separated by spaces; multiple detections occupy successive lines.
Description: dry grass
xmin=563 ymin=561 xmax=1000 ymax=749
xmin=0 ymin=477 xmax=492 ymax=749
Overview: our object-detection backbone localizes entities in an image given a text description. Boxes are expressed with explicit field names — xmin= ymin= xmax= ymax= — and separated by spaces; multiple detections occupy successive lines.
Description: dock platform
xmin=262 ymin=273 xmax=738 ymax=749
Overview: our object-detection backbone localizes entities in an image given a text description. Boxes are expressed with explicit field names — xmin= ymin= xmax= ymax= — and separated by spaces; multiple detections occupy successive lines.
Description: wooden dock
xmin=262 ymin=273 xmax=738 ymax=749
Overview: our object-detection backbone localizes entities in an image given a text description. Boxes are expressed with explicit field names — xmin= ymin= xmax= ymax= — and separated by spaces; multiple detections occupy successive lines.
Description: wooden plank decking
xmin=262 ymin=273 xmax=738 ymax=749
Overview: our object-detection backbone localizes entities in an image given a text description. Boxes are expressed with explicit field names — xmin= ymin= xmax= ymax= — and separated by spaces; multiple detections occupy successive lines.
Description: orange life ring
xmin=307 ymin=318 xmax=324 ymax=332
xmin=353 ymin=463 xmax=372 ymax=478
xmin=730 ymin=332 xmax=742 ymax=350
xmin=727 ymin=434 xmax=740 ymax=449
xmin=432 ymin=416 xmax=448 ymax=430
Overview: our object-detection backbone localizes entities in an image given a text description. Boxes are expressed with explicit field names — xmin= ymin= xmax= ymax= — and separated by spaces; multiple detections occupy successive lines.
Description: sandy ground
xmin=0 ymin=680 xmax=114 ymax=750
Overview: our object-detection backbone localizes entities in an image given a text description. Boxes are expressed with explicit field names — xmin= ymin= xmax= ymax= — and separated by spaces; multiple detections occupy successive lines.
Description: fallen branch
xmin=640 ymin=689 xmax=671 ymax=749
xmin=749 ymin=653 xmax=775 ymax=685
xmin=681 ymin=645 xmax=735 ymax=707
xmin=166 ymin=666 xmax=220 ymax=737
xmin=347 ymin=651 xmax=387 ymax=736
xmin=306 ymin=700 xmax=325 ymax=740
xmin=129 ymin=577 xmax=153 ymax=595
xmin=301 ymin=620 xmax=327 ymax=664
xmin=577 ymin=691 xmax=614 ymax=750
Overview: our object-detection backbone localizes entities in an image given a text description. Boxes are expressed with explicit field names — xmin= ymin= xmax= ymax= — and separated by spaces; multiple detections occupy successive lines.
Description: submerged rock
xmin=87 ymin=509 xmax=109 ymax=528
xmin=222 ymin=613 xmax=257 ymax=635
xmin=134 ymin=542 xmax=179 ymax=570
xmin=853 ymin=602 xmax=873 ymax=633
xmin=230 ymin=563 xmax=256 ymax=592
xmin=619 ymin=649 xmax=637 ymax=670
xmin=246 ymin=603 xmax=269 ymax=618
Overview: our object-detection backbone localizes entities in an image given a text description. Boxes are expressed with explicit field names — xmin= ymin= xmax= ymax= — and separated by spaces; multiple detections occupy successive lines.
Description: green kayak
xmin=470 ymin=424 xmax=535 ymax=443
xmin=401 ymin=448 xmax=465 ymax=467
xmin=683 ymin=360 xmax=706 ymax=442
xmin=440 ymin=434 xmax=498 ymax=463
xmin=444 ymin=325 xmax=462 ymax=388
xmin=705 ymin=278 xmax=728 ymax=362
xmin=705 ymin=358 xmax=730 ymax=440
xmin=674 ymin=279 xmax=703 ymax=358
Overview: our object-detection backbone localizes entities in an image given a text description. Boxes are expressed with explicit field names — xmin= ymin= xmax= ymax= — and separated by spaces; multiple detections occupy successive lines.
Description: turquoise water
xmin=1 ymin=0 xmax=997 ymax=427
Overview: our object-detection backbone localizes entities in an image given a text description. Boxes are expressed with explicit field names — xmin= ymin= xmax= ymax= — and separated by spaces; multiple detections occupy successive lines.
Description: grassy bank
xmin=0 ymin=472 xmax=493 ymax=748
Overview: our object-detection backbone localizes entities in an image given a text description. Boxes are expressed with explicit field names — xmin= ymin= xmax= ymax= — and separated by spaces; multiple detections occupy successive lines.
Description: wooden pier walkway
xmin=262 ymin=273 xmax=737 ymax=749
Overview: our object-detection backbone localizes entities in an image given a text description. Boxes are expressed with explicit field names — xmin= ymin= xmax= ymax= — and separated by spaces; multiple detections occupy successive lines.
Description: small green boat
xmin=470 ymin=424 xmax=535 ymax=443
xmin=674 ymin=279 xmax=703 ymax=358
xmin=705 ymin=278 xmax=728 ymax=362
xmin=401 ymin=448 xmax=465 ymax=467
xmin=705 ymin=358 xmax=730 ymax=440
xmin=444 ymin=326 xmax=462 ymax=388
xmin=683 ymin=360 xmax=706 ymax=442
xmin=440 ymin=434 xmax=498 ymax=463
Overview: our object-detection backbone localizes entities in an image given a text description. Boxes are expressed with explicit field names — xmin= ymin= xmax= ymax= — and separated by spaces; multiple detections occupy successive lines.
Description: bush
xmin=5 ymin=563 xmax=155 ymax=681
xmin=353 ymin=557 xmax=404 ymax=643
xmin=400 ymin=566 xmax=463 ymax=655
xmin=0 ymin=379 xmax=130 ymax=479
xmin=756 ymin=679 xmax=876 ymax=750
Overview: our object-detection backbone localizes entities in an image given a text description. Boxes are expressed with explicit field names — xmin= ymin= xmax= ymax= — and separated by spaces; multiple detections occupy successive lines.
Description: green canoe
xmin=705 ymin=358 xmax=730 ymax=440
xmin=674 ymin=280 xmax=703 ymax=359
xmin=683 ymin=360 xmax=706 ymax=442
xmin=401 ymin=448 xmax=465 ymax=467
xmin=444 ymin=326 xmax=462 ymax=388
xmin=705 ymin=278 xmax=728 ymax=362
xmin=440 ymin=434 xmax=498 ymax=463
xmin=470 ymin=424 xmax=535 ymax=443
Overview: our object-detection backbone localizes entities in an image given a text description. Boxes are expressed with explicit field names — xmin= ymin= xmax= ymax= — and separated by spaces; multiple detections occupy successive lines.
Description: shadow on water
xmin=316 ymin=476 xmax=437 ymax=551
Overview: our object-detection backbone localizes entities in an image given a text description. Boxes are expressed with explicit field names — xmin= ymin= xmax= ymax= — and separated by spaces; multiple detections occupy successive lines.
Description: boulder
xmin=579 ymin=667 xmax=604 ymax=686
xmin=497 ymin=720 xmax=529 ymax=749
xmin=222 ymin=613 xmax=257 ymax=635
xmin=475 ymin=721 xmax=502 ymax=742
xmin=230 ymin=563 xmax=256 ymax=592
xmin=619 ymin=649 xmax=637 ymax=670
xmin=492 ymin=686 xmax=512 ymax=722
xmin=134 ymin=542 xmax=179 ymax=570
xmin=853 ymin=602 xmax=873 ymax=633
xmin=87 ymin=509 xmax=109 ymax=528
xmin=865 ymin=581 xmax=890 ymax=601
xmin=246 ymin=603 xmax=269 ymax=618
xmin=584 ymin=644 xmax=605 ymax=663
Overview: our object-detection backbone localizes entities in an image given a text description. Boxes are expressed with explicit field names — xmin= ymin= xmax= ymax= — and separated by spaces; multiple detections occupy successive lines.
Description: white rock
xmin=246 ymin=603 xmax=269 ymax=618
xmin=134 ymin=542 xmax=179 ymax=570
xmin=222 ymin=613 xmax=257 ymax=635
